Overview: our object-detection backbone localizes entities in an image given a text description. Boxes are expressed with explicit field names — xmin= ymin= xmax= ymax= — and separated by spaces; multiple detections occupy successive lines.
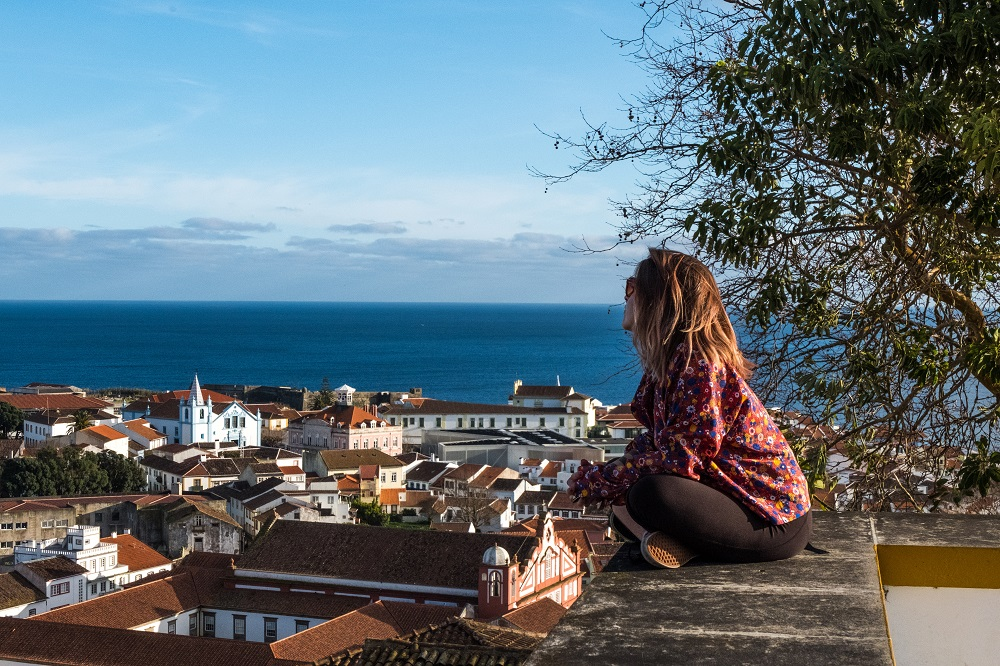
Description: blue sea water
xmin=0 ymin=302 xmax=641 ymax=406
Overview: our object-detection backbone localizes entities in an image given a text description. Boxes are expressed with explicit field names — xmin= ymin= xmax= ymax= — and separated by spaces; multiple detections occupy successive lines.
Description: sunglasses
xmin=625 ymin=277 xmax=636 ymax=300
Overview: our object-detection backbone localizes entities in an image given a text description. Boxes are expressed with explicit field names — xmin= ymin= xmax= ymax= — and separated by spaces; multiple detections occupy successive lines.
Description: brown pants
xmin=624 ymin=473 xmax=813 ymax=563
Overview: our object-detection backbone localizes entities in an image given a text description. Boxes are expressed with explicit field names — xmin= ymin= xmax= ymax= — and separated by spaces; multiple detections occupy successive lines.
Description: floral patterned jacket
xmin=572 ymin=346 xmax=810 ymax=524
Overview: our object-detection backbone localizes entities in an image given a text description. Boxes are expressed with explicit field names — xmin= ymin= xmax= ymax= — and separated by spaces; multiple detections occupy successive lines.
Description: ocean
xmin=0 ymin=301 xmax=642 ymax=406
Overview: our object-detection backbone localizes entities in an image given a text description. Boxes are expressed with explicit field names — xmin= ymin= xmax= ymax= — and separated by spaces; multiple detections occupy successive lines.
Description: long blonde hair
xmin=630 ymin=249 xmax=753 ymax=381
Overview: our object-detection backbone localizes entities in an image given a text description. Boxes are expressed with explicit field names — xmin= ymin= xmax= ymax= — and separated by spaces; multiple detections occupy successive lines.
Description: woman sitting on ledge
xmin=569 ymin=249 xmax=812 ymax=568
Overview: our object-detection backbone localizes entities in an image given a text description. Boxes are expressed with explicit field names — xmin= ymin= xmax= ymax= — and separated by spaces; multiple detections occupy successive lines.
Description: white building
xmin=13 ymin=526 xmax=171 ymax=601
xmin=124 ymin=375 xmax=263 ymax=449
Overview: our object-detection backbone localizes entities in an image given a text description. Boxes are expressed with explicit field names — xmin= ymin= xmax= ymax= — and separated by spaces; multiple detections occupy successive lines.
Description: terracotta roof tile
xmin=79 ymin=424 xmax=128 ymax=442
xmin=501 ymin=597 xmax=568 ymax=634
xmin=538 ymin=462 xmax=562 ymax=479
xmin=270 ymin=601 xmax=458 ymax=662
xmin=37 ymin=573 xmax=203 ymax=628
xmin=1 ymin=617 xmax=297 ymax=666
xmin=100 ymin=534 xmax=172 ymax=572
xmin=20 ymin=556 xmax=88 ymax=581
xmin=0 ymin=572 xmax=44 ymax=610
xmin=0 ymin=395 xmax=111 ymax=411
xmin=238 ymin=521 xmax=536 ymax=591
xmin=379 ymin=488 xmax=404 ymax=506
xmin=121 ymin=419 xmax=166 ymax=441
xmin=319 ymin=449 xmax=403 ymax=471
xmin=512 ymin=385 xmax=574 ymax=399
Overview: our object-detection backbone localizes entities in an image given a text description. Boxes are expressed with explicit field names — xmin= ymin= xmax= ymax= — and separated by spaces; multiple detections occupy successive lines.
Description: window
xmin=478 ymin=418 xmax=484 ymax=427
xmin=14 ymin=522 xmax=26 ymax=530
xmin=390 ymin=417 xmax=397 ymax=425
xmin=55 ymin=519 xmax=68 ymax=527
xmin=111 ymin=511 xmax=120 ymax=521
xmin=506 ymin=418 xmax=512 ymax=427
xmin=418 ymin=417 xmax=425 ymax=427
xmin=100 ymin=558 xmax=106 ymax=569
xmin=100 ymin=581 xmax=106 ymax=592
xmin=295 ymin=620 xmax=309 ymax=633
xmin=435 ymin=417 xmax=442 ymax=427
xmin=167 ymin=620 xmax=176 ymax=634
xmin=174 ymin=426 xmax=179 ymax=436
xmin=391 ymin=473 xmax=397 ymax=482
xmin=559 ymin=417 xmax=565 ymax=426
xmin=40 ymin=520 xmax=53 ymax=529
xmin=199 ymin=409 xmax=205 ymax=419
xmin=233 ymin=615 xmax=246 ymax=641
xmin=264 ymin=617 xmax=277 ymax=643
xmin=90 ymin=583 xmax=97 ymax=594
xmin=539 ymin=417 xmax=546 ymax=427
xmin=457 ymin=418 xmax=463 ymax=427
xmin=27 ymin=608 xmax=35 ymax=617
xmin=224 ymin=418 xmax=231 ymax=428
xmin=51 ymin=582 xmax=70 ymax=595
xmin=489 ymin=570 xmax=502 ymax=597
xmin=0 ymin=542 xmax=11 ymax=549
xmin=189 ymin=613 xmax=198 ymax=636
xmin=240 ymin=417 xmax=246 ymax=427
xmin=203 ymin=612 xmax=216 ymax=637
xmin=95 ymin=512 xmax=103 ymax=523
xmin=490 ymin=418 xmax=495 ymax=427
xmin=575 ymin=418 xmax=581 ymax=426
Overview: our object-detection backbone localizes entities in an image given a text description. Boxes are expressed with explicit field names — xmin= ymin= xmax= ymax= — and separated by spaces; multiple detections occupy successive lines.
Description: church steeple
xmin=189 ymin=373 xmax=205 ymax=406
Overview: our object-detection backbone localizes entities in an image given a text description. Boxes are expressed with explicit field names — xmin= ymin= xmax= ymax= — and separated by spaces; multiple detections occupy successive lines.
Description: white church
xmin=124 ymin=375 xmax=262 ymax=449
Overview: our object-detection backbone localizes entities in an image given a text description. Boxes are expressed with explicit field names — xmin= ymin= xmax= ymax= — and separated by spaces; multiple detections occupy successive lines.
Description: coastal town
xmin=0 ymin=376 xmax=629 ymax=665
xmin=0 ymin=372 xmax=977 ymax=664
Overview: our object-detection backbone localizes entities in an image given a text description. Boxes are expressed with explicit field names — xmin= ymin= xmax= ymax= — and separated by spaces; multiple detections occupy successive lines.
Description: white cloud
xmin=0 ymin=225 xmax=646 ymax=302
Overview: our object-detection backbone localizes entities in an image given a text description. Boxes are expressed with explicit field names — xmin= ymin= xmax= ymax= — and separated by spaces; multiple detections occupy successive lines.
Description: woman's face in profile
xmin=623 ymin=277 xmax=637 ymax=331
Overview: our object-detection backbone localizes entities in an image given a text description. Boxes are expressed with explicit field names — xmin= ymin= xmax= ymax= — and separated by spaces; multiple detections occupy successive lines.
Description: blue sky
xmin=0 ymin=2 xmax=657 ymax=302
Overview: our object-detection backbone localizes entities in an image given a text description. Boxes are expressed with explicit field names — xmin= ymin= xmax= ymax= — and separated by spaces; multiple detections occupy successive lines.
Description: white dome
xmin=482 ymin=545 xmax=511 ymax=566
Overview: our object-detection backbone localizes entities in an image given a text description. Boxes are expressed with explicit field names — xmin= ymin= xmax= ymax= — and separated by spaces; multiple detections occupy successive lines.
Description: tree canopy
xmin=541 ymin=0 xmax=1000 ymax=509
xmin=309 ymin=377 xmax=336 ymax=410
xmin=0 ymin=403 xmax=22 ymax=439
xmin=0 ymin=447 xmax=145 ymax=498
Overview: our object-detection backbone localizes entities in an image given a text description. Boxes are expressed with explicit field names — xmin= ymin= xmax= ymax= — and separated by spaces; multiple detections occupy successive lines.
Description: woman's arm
xmin=570 ymin=360 xmax=738 ymax=505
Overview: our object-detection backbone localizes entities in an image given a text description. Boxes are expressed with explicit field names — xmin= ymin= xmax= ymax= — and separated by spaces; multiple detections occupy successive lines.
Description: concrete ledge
xmin=527 ymin=513 xmax=897 ymax=666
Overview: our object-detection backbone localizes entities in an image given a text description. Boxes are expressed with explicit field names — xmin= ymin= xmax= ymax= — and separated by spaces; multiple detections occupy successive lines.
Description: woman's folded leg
xmin=624 ymin=473 xmax=812 ymax=563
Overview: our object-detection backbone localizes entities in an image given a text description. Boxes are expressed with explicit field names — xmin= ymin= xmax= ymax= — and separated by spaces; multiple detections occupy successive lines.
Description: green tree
xmin=0 ymin=447 xmax=116 ymax=497
xmin=0 ymin=403 xmax=23 ymax=439
xmin=96 ymin=451 xmax=145 ymax=493
xmin=309 ymin=377 xmax=335 ymax=410
xmin=70 ymin=410 xmax=94 ymax=433
xmin=541 ymin=0 xmax=1000 ymax=509
xmin=351 ymin=497 xmax=388 ymax=526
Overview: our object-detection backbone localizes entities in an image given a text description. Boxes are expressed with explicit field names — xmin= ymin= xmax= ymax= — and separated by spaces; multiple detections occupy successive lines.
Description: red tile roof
xmin=238 ymin=521 xmax=537 ymax=591
xmin=153 ymin=389 xmax=236 ymax=403
xmin=100 ymin=534 xmax=172 ymax=572
xmin=120 ymin=419 xmax=165 ymax=441
xmin=501 ymin=597 xmax=568 ymax=634
xmin=538 ymin=462 xmax=563 ymax=479
xmin=2 ymin=617 xmax=298 ymax=666
xmin=270 ymin=600 xmax=458 ymax=662
xmin=0 ymin=572 xmax=45 ymax=610
xmin=38 ymin=573 xmax=202 ymax=628
xmin=20 ymin=556 xmax=88 ymax=581
xmin=80 ymin=424 xmax=127 ymax=442
xmin=379 ymin=488 xmax=404 ymax=506
xmin=0 ymin=394 xmax=111 ymax=411
xmin=319 ymin=449 xmax=404 ymax=471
